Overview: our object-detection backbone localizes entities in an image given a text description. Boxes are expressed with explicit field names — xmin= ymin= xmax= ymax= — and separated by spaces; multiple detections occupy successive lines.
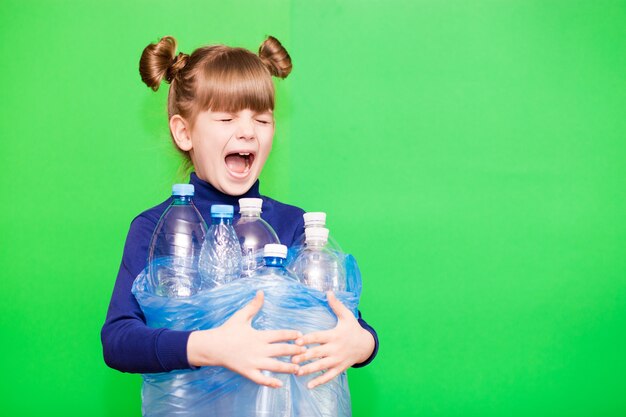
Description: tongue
xmin=225 ymin=154 xmax=248 ymax=174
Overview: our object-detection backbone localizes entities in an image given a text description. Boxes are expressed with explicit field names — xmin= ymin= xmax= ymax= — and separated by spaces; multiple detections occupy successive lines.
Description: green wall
xmin=1 ymin=1 xmax=625 ymax=415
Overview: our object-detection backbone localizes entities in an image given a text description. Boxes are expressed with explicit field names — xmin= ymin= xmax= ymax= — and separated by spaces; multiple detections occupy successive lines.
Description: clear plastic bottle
xmin=255 ymin=244 xmax=293 ymax=417
xmin=233 ymin=198 xmax=280 ymax=277
xmin=148 ymin=184 xmax=208 ymax=297
xmin=292 ymin=212 xmax=343 ymax=253
xmin=198 ymin=204 xmax=243 ymax=289
xmin=289 ymin=227 xmax=346 ymax=292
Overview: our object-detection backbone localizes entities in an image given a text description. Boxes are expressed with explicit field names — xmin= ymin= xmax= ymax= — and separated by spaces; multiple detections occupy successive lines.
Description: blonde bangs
xmin=197 ymin=48 xmax=275 ymax=114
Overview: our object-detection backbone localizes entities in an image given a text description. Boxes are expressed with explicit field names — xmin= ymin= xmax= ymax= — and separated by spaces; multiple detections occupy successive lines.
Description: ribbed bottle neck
xmin=240 ymin=210 xmax=262 ymax=218
xmin=264 ymin=257 xmax=286 ymax=267
xmin=211 ymin=217 xmax=233 ymax=225
xmin=305 ymin=240 xmax=327 ymax=248
xmin=172 ymin=195 xmax=193 ymax=204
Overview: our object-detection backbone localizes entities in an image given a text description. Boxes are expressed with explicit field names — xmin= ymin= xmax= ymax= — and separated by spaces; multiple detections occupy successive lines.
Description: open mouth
xmin=224 ymin=152 xmax=255 ymax=177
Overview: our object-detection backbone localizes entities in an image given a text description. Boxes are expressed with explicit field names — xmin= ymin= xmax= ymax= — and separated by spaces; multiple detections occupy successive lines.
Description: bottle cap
xmin=210 ymin=204 xmax=234 ymax=218
xmin=239 ymin=198 xmax=263 ymax=213
xmin=305 ymin=227 xmax=329 ymax=243
xmin=172 ymin=184 xmax=194 ymax=196
xmin=264 ymin=243 xmax=288 ymax=259
xmin=303 ymin=212 xmax=326 ymax=227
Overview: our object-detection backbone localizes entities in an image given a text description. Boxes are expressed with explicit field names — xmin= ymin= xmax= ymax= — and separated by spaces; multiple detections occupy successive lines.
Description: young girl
xmin=101 ymin=35 xmax=378 ymax=392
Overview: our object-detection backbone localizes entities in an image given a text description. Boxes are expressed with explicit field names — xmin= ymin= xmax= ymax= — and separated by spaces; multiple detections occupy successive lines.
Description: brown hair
xmin=138 ymin=35 xmax=292 ymax=171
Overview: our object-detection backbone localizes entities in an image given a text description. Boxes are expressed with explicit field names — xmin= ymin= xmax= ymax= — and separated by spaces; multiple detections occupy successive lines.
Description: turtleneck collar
xmin=189 ymin=172 xmax=262 ymax=206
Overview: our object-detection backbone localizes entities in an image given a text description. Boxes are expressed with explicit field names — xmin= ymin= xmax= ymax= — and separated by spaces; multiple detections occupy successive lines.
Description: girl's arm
xmin=101 ymin=215 xmax=193 ymax=373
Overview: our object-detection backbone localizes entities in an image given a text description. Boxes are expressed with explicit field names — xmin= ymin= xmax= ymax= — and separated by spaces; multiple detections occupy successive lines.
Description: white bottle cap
xmin=303 ymin=212 xmax=326 ymax=227
xmin=264 ymin=243 xmax=288 ymax=259
xmin=239 ymin=198 xmax=263 ymax=213
xmin=305 ymin=227 xmax=329 ymax=243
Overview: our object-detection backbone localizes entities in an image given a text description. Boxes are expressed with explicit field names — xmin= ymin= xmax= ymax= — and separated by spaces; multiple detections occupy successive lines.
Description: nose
xmin=235 ymin=116 xmax=255 ymax=140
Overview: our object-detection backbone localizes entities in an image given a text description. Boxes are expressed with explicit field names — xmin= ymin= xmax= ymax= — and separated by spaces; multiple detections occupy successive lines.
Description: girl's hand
xmin=291 ymin=292 xmax=376 ymax=389
xmin=187 ymin=291 xmax=305 ymax=388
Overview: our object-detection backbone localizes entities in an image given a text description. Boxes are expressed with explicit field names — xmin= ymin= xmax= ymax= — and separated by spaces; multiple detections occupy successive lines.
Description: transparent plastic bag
xmin=131 ymin=254 xmax=363 ymax=417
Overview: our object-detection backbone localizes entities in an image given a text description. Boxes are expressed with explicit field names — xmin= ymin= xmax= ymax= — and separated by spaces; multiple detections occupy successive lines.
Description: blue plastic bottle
xmin=255 ymin=244 xmax=294 ymax=417
xmin=147 ymin=184 xmax=207 ymax=297
xmin=234 ymin=198 xmax=280 ymax=277
xmin=198 ymin=204 xmax=243 ymax=289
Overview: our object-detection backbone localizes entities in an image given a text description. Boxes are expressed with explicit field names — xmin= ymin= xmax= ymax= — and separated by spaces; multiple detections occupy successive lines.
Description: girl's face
xmin=187 ymin=108 xmax=275 ymax=196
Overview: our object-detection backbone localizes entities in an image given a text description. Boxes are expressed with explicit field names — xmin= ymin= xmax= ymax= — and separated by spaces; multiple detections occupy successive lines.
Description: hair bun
xmin=258 ymin=36 xmax=292 ymax=79
xmin=139 ymin=36 xmax=188 ymax=91
xmin=167 ymin=52 xmax=189 ymax=83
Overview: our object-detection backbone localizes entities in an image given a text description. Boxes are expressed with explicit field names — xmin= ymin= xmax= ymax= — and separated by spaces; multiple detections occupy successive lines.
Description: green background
xmin=1 ymin=0 xmax=625 ymax=415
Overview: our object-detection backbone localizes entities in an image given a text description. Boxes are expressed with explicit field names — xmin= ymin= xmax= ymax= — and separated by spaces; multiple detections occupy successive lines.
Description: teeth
xmin=239 ymin=152 xmax=250 ymax=156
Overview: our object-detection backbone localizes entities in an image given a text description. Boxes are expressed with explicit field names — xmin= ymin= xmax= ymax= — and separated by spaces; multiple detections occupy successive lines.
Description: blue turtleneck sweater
xmin=101 ymin=173 xmax=378 ymax=373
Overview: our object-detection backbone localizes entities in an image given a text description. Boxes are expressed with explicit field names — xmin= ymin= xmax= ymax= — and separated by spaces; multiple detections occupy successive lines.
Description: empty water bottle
xmin=234 ymin=198 xmax=280 ymax=277
xmin=255 ymin=244 xmax=293 ymax=417
xmin=198 ymin=205 xmax=243 ymax=289
xmin=293 ymin=212 xmax=343 ymax=253
xmin=288 ymin=236 xmax=346 ymax=416
xmin=289 ymin=227 xmax=346 ymax=292
xmin=147 ymin=184 xmax=207 ymax=297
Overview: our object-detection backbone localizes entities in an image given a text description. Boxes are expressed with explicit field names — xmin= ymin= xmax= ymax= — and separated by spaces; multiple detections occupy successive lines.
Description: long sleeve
xmin=101 ymin=214 xmax=193 ymax=373
xmin=353 ymin=311 xmax=379 ymax=368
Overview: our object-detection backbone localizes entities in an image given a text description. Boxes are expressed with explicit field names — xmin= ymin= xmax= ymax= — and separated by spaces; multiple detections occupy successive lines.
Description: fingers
xmin=326 ymin=291 xmax=350 ymax=320
xmin=261 ymin=358 xmax=300 ymax=374
xmin=291 ymin=344 xmax=328 ymax=364
xmin=263 ymin=329 xmax=303 ymax=343
xmin=247 ymin=369 xmax=284 ymax=388
xmin=236 ymin=290 xmax=264 ymax=322
xmin=297 ymin=357 xmax=335 ymax=377
xmin=266 ymin=342 xmax=306 ymax=358
xmin=307 ymin=366 xmax=344 ymax=389
xmin=296 ymin=329 xmax=333 ymax=347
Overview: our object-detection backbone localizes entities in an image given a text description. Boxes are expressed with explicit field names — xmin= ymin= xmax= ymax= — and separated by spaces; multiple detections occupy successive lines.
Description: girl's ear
xmin=170 ymin=115 xmax=193 ymax=151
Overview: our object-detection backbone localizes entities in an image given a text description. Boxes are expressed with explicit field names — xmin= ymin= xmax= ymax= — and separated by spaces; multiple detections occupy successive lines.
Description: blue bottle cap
xmin=172 ymin=184 xmax=194 ymax=196
xmin=211 ymin=204 xmax=234 ymax=218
